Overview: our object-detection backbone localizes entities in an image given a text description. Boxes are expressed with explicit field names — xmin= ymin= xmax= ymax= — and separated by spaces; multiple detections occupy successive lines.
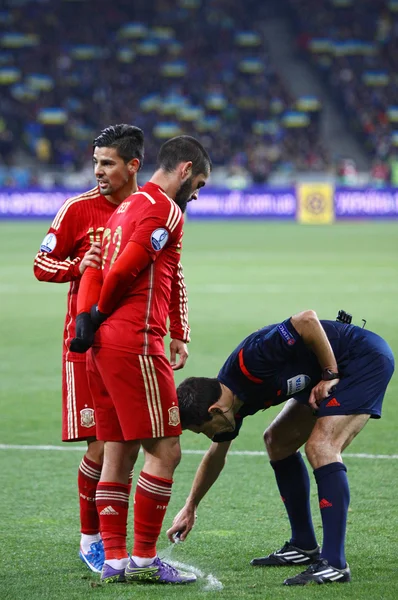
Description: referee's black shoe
xmin=250 ymin=541 xmax=320 ymax=567
xmin=283 ymin=558 xmax=351 ymax=585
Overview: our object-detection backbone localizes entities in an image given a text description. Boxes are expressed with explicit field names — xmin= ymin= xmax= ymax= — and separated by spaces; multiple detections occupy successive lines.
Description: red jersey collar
xmin=142 ymin=181 xmax=175 ymax=203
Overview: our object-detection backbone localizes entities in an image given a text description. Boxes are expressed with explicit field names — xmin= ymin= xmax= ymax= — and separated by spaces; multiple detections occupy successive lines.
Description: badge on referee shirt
xmin=286 ymin=374 xmax=311 ymax=396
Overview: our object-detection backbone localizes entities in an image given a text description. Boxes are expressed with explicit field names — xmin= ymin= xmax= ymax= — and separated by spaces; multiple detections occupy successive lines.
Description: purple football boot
xmin=101 ymin=563 xmax=126 ymax=583
xmin=125 ymin=557 xmax=196 ymax=584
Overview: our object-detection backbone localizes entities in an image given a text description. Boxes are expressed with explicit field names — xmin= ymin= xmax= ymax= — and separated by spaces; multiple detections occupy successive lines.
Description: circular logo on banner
xmin=40 ymin=233 xmax=57 ymax=253
xmin=151 ymin=228 xmax=169 ymax=251
xmin=305 ymin=193 xmax=325 ymax=215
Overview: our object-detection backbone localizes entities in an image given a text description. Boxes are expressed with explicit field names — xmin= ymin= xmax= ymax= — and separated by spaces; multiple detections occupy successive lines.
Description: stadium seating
xmin=287 ymin=0 xmax=398 ymax=163
xmin=0 ymin=0 xmax=327 ymax=186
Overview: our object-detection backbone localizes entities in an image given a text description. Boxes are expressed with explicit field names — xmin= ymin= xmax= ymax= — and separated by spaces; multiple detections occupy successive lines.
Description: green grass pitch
xmin=0 ymin=220 xmax=397 ymax=600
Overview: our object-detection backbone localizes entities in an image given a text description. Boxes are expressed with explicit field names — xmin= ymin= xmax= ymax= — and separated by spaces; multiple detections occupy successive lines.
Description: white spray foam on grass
xmin=168 ymin=560 xmax=223 ymax=592
xmin=159 ymin=545 xmax=223 ymax=591
xmin=203 ymin=573 xmax=224 ymax=591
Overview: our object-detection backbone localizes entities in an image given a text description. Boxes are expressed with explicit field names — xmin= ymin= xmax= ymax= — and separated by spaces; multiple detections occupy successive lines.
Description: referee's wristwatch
xmin=322 ymin=368 xmax=340 ymax=381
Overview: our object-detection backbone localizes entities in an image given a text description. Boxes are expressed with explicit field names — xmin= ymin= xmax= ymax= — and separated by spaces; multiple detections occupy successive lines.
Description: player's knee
xmin=305 ymin=437 xmax=318 ymax=459
xmin=265 ymin=423 xmax=303 ymax=459
xmin=304 ymin=438 xmax=332 ymax=466
xmin=170 ymin=443 xmax=182 ymax=469
xmin=86 ymin=440 xmax=104 ymax=465
xmin=263 ymin=426 xmax=273 ymax=452
xmin=163 ymin=438 xmax=182 ymax=470
xmin=263 ymin=426 xmax=285 ymax=459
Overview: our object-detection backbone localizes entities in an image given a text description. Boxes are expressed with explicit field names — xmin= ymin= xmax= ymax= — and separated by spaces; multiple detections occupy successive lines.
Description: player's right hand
xmin=169 ymin=339 xmax=189 ymax=370
xmin=166 ymin=504 xmax=197 ymax=543
xmin=69 ymin=312 xmax=95 ymax=353
xmin=90 ymin=304 xmax=108 ymax=331
xmin=79 ymin=242 xmax=101 ymax=274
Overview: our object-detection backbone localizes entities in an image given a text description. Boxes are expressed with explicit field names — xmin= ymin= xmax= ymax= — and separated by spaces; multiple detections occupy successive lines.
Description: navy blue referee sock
xmin=314 ymin=462 xmax=350 ymax=569
xmin=271 ymin=452 xmax=317 ymax=550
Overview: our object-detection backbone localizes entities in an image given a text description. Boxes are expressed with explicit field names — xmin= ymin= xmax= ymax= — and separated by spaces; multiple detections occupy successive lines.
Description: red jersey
xmin=96 ymin=181 xmax=189 ymax=355
xmin=33 ymin=187 xmax=118 ymax=362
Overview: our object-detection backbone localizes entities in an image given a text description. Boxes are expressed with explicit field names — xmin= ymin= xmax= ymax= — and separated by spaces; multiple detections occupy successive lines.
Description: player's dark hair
xmin=157 ymin=135 xmax=212 ymax=177
xmin=177 ymin=377 xmax=222 ymax=428
xmin=93 ymin=124 xmax=144 ymax=169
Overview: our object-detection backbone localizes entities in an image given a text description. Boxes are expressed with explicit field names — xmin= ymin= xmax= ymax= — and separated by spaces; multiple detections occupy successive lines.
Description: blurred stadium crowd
xmin=288 ymin=0 xmax=398 ymax=186
xmin=0 ymin=0 xmax=397 ymax=187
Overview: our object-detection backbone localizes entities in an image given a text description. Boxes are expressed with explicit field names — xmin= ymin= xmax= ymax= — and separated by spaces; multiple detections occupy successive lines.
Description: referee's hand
xmin=309 ymin=378 xmax=340 ymax=410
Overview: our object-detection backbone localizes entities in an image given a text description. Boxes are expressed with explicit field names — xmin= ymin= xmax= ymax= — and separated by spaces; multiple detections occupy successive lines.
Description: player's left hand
xmin=169 ymin=339 xmax=189 ymax=370
xmin=309 ymin=378 xmax=340 ymax=410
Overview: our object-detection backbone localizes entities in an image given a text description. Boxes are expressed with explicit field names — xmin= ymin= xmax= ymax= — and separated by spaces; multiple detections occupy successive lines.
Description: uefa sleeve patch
xmin=40 ymin=233 xmax=57 ymax=253
xmin=151 ymin=228 xmax=169 ymax=251
xmin=277 ymin=323 xmax=296 ymax=346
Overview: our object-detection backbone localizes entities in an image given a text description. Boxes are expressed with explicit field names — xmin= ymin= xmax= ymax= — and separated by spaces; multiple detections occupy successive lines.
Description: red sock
xmin=96 ymin=482 xmax=129 ymax=560
xmin=78 ymin=456 xmax=101 ymax=535
xmin=133 ymin=471 xmax=172 ymax=558
xmin=127 ymin=469 xmax=134 ymax=496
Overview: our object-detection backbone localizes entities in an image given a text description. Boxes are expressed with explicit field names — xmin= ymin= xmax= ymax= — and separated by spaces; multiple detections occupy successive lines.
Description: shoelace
xmin=156 ymin=559 xmax=179 ymax=576
xmin=306 ymin=559 xmax=325 ymax=573
xmin=89 ymin=543 xmax=104 ymax=565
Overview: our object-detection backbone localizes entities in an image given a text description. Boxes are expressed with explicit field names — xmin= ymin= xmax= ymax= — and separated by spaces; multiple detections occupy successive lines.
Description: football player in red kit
xmin=72 ymin=135 xmax=212 ymax=584
xmin=33 ymin=125 xmax=144 ymax=572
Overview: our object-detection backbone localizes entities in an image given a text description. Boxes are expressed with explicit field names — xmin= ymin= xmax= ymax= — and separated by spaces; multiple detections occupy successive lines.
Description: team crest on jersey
xmin=80 ymin=408 xmax=95 ymax=428
xmin=151 ymin=228 xmax=169 ymax=251
xmin=168 ymin=406 xmax=180 ymax=427
xmin=40 ymin=233 xmax=57 ymax=253
xmin=287 ymin=374 xmax=311 ymax=396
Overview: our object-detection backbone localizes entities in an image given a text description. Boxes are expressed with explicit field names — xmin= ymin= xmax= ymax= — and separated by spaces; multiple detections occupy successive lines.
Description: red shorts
xmin=62 ymin=359 xmax=97 ymax=442
xmin=86 ymin=347 xmax=182 ymax=442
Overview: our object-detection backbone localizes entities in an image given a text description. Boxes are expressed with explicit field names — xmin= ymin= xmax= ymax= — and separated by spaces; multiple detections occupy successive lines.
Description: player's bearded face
xmin=174 ymin=177 xmax=195 ymax=213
